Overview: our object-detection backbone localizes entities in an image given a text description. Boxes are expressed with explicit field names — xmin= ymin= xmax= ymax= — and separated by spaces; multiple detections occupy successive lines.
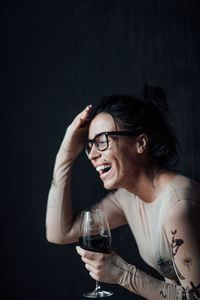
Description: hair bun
xmin=142 ymin=85 xmax=168 ymax=113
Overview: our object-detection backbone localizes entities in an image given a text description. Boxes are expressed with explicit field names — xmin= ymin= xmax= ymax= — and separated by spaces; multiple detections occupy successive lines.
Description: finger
xmin=76 ymin=246 xmax=103 ymax=260
xmin=78 ymin=107 xmax=92 ymax=126
xmin=75 ymin=105 xmax=92 ymax=128
xmin=81 ymin=256 xmax=91 ymax=264
xmin=85 ymin=104 xmax=92 ymax=112
xmin=85 ymin=263 xmax=96 ymax=274
xmin=79 ymin=118 xmax=91 ymax=129
xmin=76 ymin=246 xmax=96 ymax=259
xmin=81 ymin=256 xmax=99 ymax=268
xmin=89 ymin=272 xmax=99 ymax=281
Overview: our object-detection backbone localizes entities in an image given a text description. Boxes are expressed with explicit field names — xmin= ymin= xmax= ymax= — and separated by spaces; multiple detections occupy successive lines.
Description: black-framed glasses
xmin=85 ymin=131 xmax=136 ymax=156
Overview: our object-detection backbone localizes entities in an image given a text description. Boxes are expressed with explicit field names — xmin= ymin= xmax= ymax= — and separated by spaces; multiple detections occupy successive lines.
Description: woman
xmin=46 ymin=86 xmax=200 ymax=299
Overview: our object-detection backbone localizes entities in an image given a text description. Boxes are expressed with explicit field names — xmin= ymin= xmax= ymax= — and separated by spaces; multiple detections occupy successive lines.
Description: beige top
xmin=98 ymin=174 xmax=200 ymax=299
xmin=46 ymin=148 xmax=200 ymax=299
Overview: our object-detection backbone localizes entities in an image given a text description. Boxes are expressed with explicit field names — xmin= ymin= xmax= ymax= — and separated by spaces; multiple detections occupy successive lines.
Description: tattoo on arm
xmin=160 ymin=291 xmax=167 ymax=298
xmin=171 ymin=230 xmax=184 ymax=256
xmin=181 ymin=288 xmax=187 ymax=300
xmin=171 ymin=229 xmax=185 ymax=280
xmin=189 ymin=281 xmax=200 ymax=299
xmin=182 ymin=255 xmax=192 ymax=272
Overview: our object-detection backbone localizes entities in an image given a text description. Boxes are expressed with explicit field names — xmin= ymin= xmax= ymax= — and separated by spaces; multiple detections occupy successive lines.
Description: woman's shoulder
xmin=162 ymin=174 xmax=200 ymax=233
xmin=170 ymin=173 xmax=200 ymax=186
xmin=164 ymin=173 xmax=200 ymax=211
xmin=169 ymin=174 xmax=200 ymax=198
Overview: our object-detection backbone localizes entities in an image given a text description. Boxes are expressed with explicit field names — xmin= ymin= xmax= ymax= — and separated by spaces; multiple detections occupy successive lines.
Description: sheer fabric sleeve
xmin=46 ymin=141 xmax=127 ymax=244
xmin=97 ymin=188 xmax=128 ymax=230
xmin=118 ymin=199 xmax=200 ymax=299
xmin=47 ymin=152 xmax=127 ymax=245
xmin=164 ymin=199 xmax=200 ymax=298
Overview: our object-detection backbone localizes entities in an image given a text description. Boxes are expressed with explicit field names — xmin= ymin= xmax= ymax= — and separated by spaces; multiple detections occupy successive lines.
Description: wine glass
xmin=79 ymin=208 xmax=113 ymax=298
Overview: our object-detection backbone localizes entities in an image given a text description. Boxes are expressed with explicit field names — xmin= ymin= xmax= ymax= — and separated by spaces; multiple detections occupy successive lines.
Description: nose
xmin=88 ymin=144 xmax=101 ymax=161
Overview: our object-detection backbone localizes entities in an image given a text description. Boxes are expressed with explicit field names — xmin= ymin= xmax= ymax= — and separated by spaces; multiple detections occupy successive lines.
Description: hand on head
xmin=59 ymin=104 xmax=93 ymax=159
xmin=76 ymin=104 xmax=92 ymax=129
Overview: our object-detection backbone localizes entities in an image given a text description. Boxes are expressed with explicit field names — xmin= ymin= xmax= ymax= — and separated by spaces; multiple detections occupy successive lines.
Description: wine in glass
xmin=79 ymin=208 xmax=113 ymax=298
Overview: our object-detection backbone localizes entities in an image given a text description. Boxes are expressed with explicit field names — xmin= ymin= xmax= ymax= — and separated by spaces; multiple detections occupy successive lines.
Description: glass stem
xmin=95 ymin=281 xmax=101 ymax=291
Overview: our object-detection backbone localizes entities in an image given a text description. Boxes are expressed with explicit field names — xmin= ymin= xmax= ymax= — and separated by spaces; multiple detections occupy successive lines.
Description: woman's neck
xmin=125 ymin=168 xmax=177 ymax=203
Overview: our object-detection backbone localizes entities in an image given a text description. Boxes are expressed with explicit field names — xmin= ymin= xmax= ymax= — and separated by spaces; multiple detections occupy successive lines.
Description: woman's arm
xmin=76 ymin=247 xmax=199 ymax=300
xmin=46 ymin=105 xmax=93 ymax=244
xmin=76 ymin=199 xmax=200 ymax=299
xmin=46 ymin=105 xmax=127 ymax=244
xmin=164 ymin=200 xmax=200 ymax=298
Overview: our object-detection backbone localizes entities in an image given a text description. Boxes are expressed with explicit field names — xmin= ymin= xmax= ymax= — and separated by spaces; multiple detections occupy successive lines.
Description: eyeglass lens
xmin=86 ymin=133 xmax=108 ymax=155
xmin=96 ymin=133 xmax=108 ymax=150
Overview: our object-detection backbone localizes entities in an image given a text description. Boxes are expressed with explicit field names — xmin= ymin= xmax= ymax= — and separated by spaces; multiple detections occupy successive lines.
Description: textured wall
xmin=2 ymin=0 xmax=200 ymax=299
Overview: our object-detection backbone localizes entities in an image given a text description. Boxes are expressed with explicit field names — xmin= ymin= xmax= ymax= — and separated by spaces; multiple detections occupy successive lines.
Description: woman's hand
xmin=59 ymin=105 xmax=92 ymax=160
xmin=76 ymin=246 xmax=135 ymax=285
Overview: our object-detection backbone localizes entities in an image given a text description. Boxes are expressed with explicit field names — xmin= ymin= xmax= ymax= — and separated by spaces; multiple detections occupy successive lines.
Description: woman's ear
xmin=136 ymin=134 xmax=148 ymax=154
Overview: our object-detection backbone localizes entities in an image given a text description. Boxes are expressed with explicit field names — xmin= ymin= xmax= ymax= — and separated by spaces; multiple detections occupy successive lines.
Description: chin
xmin=103 ymin=179 xmax=120 ymax=191
xmin=103 ymin=184 xmax=114 ymax=190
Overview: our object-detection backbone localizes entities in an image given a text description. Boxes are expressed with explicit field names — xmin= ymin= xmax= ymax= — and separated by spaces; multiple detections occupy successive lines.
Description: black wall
xmin=2 ymin=1 xmax=200 ymax=299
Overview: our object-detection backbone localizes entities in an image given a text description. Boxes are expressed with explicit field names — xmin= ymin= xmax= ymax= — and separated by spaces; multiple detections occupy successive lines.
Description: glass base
xmin=83 ymin=289 xmax=113 ymax=298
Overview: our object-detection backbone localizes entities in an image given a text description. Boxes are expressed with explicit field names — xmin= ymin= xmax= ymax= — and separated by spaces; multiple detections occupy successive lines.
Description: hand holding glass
xmin=79 ymin=208 xmax=113 ymax=298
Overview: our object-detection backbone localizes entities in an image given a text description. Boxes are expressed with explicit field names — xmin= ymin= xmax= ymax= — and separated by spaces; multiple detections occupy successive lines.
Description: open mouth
xmin=96 ymin=164 xmax=112 ymax=176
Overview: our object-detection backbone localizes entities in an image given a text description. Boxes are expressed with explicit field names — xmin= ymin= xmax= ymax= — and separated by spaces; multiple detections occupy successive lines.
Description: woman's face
xmin=88 ymin=112 xmax=142 ymax=190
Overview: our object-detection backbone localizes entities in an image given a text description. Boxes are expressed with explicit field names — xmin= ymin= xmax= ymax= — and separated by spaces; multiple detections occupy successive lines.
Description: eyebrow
xmin=88 ymin=132 xmax=105 ymax=141
xmin=88 ymin=131 xmax=136 ymax=142
xmin=88 ymin=131 xmax=113 ymax=140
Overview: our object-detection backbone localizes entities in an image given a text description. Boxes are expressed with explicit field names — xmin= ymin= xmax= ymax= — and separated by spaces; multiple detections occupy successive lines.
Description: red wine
xmin=79 ymin=235 xmax=111 ymax=253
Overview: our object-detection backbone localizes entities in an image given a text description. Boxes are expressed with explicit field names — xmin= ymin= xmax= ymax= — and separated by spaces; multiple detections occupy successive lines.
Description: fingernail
xmin=86 ymin=104 xmax=92 ymax=110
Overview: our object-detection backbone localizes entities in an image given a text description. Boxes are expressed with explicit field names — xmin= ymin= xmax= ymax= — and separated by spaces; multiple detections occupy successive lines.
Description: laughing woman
xmin=46 ymin=86 xmax=200 ymax=299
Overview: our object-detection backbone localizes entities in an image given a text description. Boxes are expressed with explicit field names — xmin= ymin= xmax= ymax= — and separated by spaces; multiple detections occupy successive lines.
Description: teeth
xmin=96 ymin=164 xmax=111 ymax=172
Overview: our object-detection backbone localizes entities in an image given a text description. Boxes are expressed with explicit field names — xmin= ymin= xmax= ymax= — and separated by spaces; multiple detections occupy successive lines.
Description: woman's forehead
xmin=88 ymin=113 xmax=118 ymax=139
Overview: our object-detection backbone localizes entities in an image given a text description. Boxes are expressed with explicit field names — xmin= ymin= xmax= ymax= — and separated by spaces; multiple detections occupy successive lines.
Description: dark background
xmin=1 ymin=0 xmax=200 ymax=299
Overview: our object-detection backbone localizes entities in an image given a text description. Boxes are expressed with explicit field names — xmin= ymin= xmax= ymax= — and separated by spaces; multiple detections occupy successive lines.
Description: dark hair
xmin=92 ymin=85 xmax=179 ymax=170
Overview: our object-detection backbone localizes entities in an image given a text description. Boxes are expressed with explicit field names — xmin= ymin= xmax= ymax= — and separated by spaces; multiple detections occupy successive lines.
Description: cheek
xmin=111 ymin=154 xmax=128 ymax=175
xmin=115 ymin=151 xmax=138 ymax=175
xmin=106 ymin=143 xmax=136 ymax=173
